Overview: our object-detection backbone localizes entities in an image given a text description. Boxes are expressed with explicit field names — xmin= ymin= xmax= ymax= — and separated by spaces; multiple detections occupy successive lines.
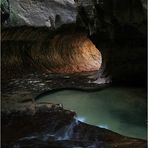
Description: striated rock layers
xmin=2 ymin=27 xmax=102 ymax=74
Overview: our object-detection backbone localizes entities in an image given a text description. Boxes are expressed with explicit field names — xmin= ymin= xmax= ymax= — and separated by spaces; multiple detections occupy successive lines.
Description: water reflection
xmin=37 ymin=87 xmax=147 ymax=140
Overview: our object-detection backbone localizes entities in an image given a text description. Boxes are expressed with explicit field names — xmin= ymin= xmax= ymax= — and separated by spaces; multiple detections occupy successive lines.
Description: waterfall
xmin=12 ymin=117 xmax=79 ymax=148
xmin=55 ymin=118 xmax=79 ymax=140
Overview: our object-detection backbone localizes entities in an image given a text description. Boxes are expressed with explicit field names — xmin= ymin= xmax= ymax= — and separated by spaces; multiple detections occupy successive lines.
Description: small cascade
xmin=12 ymin=117 xmax=79 ymax=148
xmin=55 ymin=118 xmax=79 ymax=140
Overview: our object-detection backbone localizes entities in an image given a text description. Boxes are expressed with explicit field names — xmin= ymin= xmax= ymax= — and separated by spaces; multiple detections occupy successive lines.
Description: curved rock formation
xmin=75 ymin=0 xmax=147 ymax=85
xmin=2 ymin=27 xmax=102 ymax=74
xmin=41 ymin=33 xmax=102 ymax=73
xmin=2 ymin=0 xmax=146 ymax=85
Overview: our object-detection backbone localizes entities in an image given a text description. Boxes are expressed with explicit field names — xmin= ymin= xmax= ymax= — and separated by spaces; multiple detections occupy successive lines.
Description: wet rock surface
xmin=2 ymin=105 xmax=146 ymax=148
xmin=2 ymin=70 xmax=108 ymax=112
xmin=2 ymin=64 xmax=146 ymax=147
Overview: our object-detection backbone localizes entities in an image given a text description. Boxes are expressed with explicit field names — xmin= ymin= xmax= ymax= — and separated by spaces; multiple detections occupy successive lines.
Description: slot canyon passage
xmin=1 ymin=0 xmax=147 ymax=148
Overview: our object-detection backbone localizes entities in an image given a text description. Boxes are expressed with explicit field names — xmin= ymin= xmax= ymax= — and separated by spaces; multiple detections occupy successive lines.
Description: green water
xmin=37 ymin=87 xmax=147 ymax=140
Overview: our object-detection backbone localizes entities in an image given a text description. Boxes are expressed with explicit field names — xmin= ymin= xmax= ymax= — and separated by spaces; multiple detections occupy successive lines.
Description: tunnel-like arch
xmin=2 ymin=27 xmax=102 ymax=74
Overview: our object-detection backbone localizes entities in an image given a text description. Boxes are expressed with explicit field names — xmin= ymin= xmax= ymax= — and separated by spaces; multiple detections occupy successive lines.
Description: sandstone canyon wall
xmin=2 ymin=27 xmax=102 ymax=74
xmin=1 ymin=0 xmax=147 ymax=85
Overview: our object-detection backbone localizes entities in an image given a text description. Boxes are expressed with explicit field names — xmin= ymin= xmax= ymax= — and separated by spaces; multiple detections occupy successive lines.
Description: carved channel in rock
xmin=2 ymin=27 xmax=102 ymax=74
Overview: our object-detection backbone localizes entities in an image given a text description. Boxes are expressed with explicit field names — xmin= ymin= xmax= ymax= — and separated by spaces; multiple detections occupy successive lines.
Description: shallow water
xmin=37 ymin=86 xmax=147 ymax=140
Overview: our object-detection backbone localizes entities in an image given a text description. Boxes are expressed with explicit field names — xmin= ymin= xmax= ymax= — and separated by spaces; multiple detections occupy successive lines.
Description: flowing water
xmin=36 ymin=86 xmax=147 ymax=140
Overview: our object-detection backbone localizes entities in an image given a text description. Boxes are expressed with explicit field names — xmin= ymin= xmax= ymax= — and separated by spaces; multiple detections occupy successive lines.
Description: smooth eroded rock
xmin=2 ymin=27 xmax=102 ymax=74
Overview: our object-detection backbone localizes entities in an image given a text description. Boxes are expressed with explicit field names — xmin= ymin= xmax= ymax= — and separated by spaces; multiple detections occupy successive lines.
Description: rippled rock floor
xmin=2 ymin=70 xmax=108 ymax=112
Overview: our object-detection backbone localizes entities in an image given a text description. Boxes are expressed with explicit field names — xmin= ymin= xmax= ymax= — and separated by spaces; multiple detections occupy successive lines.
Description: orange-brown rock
xmin=41 ymin=33 xmax=102 ymax=73
xmin=2 ymin=27 xmax=102 ymax=74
